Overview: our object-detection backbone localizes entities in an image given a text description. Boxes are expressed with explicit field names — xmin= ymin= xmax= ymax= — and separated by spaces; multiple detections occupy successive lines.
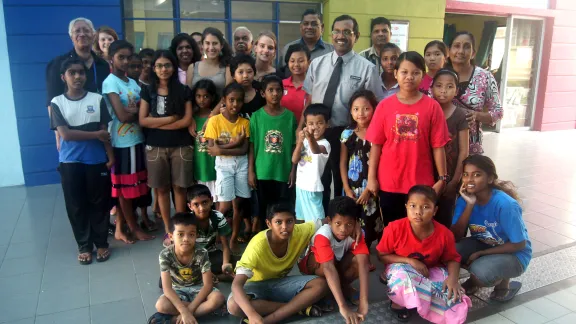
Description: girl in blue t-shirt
xmin=451 ymin=155 xmax=532 ymax=302
xmin=103 ymin=40 xmax=156 ymax=244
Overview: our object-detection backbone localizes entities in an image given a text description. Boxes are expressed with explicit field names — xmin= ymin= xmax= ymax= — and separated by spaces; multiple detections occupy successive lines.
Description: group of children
xmin=50 ymin=35 xmax=532 ymax=324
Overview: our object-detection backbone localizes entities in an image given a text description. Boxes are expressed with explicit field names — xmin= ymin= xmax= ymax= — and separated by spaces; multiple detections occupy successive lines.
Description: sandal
xmin=239 ymin=318 xmax=250 ymax=324
xmin=298 ymin=304 xmax=322 ymax=317
xmin=369 ymin=263 xmax=376 ymax=272
xmin=96 ymin=248 xmax=111 ymax=263
xmin=162 ymin=233 xmax=172 ymax=248
xmin=78 ymin=252 xmax=92 ymax=265
xmin=462 ymin=278 xmax=479 ymax=295
xmin=388 ymin=301 xmax=410 ymax=322
xmin=490 ymin=281 xmax=522 ymax=302
xmin=147 ymin=312 xmax=173 ymax=324
xmin=316 ymin=298 xmax=335 ymax=313
xmin=140 ymin=220 xmax=158 ymax=232
xmin=379 ymin=270 xmax=387 ymax=285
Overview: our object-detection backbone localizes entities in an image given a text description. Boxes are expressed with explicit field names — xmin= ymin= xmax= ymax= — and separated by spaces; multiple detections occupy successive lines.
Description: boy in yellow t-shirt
xmin=204 ymin=83 xmax=251 ymax=254
xmin=227 ymin=202 xmax=329 ymax=323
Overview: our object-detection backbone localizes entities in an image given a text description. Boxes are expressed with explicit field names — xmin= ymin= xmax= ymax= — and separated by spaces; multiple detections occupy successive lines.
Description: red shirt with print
xmin=281 ymin=76 xmax=306 ymax=123
xmin=365 ymin=94 xmax=450 ymax=194
xmin=376 ymin=218 xmax=461 ymax=268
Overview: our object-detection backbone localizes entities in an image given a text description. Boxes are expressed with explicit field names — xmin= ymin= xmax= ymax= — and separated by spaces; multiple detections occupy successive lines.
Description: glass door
xmin=499 ymin=17 xmax=544 ymax=129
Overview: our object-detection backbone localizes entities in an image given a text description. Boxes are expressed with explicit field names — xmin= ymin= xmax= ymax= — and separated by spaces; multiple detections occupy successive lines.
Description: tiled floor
xmin=1 ymin=129 xmax=576 ymax=324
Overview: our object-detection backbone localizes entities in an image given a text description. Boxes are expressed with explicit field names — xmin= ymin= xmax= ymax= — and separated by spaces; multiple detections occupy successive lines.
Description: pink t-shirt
xmin=365 ymin=94 xmax=450 ymax=194
xmin=419 ymin=74 xmax=434 ymax=96
xmin=178 ymin=67 xmax=187 ymax=85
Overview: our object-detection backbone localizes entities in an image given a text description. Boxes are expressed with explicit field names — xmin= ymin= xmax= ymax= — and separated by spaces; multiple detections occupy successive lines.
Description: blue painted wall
xmin=2 ymin=0 xmax=123 ymax=186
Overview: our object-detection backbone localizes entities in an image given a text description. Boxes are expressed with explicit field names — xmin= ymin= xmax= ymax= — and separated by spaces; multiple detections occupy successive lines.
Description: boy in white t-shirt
xmin=298 ymin=196 xmax=370 ymax=323
xmin=292 ymin=104 xmax=331 ymax=222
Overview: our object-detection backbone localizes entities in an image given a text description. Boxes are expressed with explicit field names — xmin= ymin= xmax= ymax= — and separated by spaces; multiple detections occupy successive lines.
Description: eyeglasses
xmin=154 ymin=63 xmax=173 ymax=70
xmin=331 ymin=30 xmax=354 ymax=37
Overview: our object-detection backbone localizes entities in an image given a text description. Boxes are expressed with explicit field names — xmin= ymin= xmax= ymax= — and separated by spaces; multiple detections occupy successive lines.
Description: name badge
xmin=350 ymin=76 xmax=361 ymax=81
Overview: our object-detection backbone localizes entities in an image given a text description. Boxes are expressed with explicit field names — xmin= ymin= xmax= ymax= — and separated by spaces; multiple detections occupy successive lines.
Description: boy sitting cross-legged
xmin=298 ymin=196 xmax=371 ymax=324
xmin=149 ymin=213 xmax=226 ymax=324
xmin=227 ymin=202 xmax=330 ymax=323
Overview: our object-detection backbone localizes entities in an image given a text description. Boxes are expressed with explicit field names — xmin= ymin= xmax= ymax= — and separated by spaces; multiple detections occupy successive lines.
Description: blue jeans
xmin=456 ymin=237 xmax=525 ymax=287
xmin=227 ymin=275 xmax=318 ymax=305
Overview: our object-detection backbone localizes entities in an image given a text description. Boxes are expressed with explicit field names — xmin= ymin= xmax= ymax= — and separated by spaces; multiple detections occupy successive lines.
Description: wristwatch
xmin=438 ymin=175 xmax=451 ymax=183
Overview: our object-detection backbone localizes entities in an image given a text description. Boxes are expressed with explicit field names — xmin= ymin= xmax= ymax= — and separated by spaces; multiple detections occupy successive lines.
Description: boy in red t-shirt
xmin=377 ymin=185 xmax=470 ymax=323
xmin=298 ymin=196 xmax=370 ymax=323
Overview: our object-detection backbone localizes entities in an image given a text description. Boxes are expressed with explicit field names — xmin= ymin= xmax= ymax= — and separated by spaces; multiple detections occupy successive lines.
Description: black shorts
xmin=378 ymin=191 xmax=408 ymax=226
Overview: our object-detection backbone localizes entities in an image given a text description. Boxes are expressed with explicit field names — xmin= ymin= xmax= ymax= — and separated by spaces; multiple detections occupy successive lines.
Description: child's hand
xmin=358 ymin=299 xmax=369 ymax=318
xmin=297 ymin=129 xmax=306 ymax=143
xmin=408 ymin=259 xmax=429 ymax=278
xmin=466 ymin=251 xmax=484 ymax=266
xmin=247 ymin=314 xmax=265 ymax=324
xmin=303 ymin=128 xmax=313 ymax=139
xmin=366 ymin=178 xmax=379 ymax=196
xmin=432 ymin=180 xmax=445 ymax=196
xmin=445 ymin=179 xmax=459 ymax=198
xmin=236 ymin=126 xmax=247 ymax=143
xmin=352 ymin=221 xmax=363 ymax=249
xmin=126 ymin=99 xmax=138 ymax=114
xmin=443 ymin=276 xmax=463 ymax=302
xmin=339 ymin=306 xmax=364 ymax=324
xmin=288 ymin=168 xmax=296 ymax=188
xmin=188 ymin=124 xmax=197 ymax=137
xmin=222 ymin=263 xmax=235 ymax=277
xmin=459 ymin=183 xmax=477 ymax=205
xmin=248 ymin=170 xmax=257 ymax=190
xmin=356 ymin=189 xmax=371 ymax=205
xmin=344 ymin=188 xmax=356 ymax=200
xmin=207 ymin=144 xmax=221 ymax=157
xmin=106 ymin=157 xmax=115 ymax=170
xmin=96 ymin=130 xmax=111 ymax=143
xmin=178 ymin=310 xmax=198 ymax=324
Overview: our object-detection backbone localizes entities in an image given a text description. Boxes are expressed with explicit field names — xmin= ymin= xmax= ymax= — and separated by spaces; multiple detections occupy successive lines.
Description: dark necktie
xmin=322 ymin=56 xmax=343 ymax=112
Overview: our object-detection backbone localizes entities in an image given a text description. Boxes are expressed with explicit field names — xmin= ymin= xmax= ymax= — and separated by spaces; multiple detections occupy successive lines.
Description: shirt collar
xmin=283 ymin=76 xmax=303 ymax=90
xmin=367 ymin=46 xmax=379 ymax=58
xmin=382 ymin=82 xmax=399 ymax=91
xmin=299 ymin=37 xmax=326 ymax=50
xmin=331 ymin=50 xmax=355 ymax=65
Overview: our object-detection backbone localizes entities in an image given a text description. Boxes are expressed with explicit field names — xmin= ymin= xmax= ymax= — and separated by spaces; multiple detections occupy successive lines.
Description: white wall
xmin=0 ymin=1 xmax=25 ymax=187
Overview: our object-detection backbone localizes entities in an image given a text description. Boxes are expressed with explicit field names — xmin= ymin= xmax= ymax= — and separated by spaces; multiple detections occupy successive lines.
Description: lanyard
xmin=92 ymin=63 xmax=99 ymax=93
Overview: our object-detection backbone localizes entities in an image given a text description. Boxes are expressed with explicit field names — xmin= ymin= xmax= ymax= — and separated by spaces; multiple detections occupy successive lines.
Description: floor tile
xmin=524 ymin=221 xmax=544 ymax=232
xmin=523 ymin=199 xmax=556 ymax=213
xmin=0 ymin=245 xmax=7 ymax=263
xmin=0 ymin=293 xmax=38 ymax=323
xmin=529 ymin=229 xmax=574 ymax=248
xmin=41 ymin=264 xmax=89 ymax=290
xmin=523 ymin=212 xmax=565 ymax=229
xmin=0 ymin=256 xmax=44 ymax=277
xmin=547 ymin=224 xmax=576 ymax=240
xmin=0 ymin=272 xmax=43 ymax=298
xmin=36 ymin=284 xmax=90 ymax=315
xmin=530 ymin=239 xmax=552 ymax=254
xmin=473 ymin=313 xmax=516 ymax=324
xmin=0 ymin=318 xmax=35 ymax=324
xmin=90 ymin=297 xmax=146 ymax=324
xmin=499 ymin=304 xmax=549 ymax=324
xmin=539 ymin=207 xmax=576 ymax=223
xmin=522 ymin=296 xmax=572 ymax=320
xmin=545 ymin=290 xmax=576 ymax=312
xmin=35 ymin=307 xmax=90 ymax=324
xmin=550 ymin=312 xmax=576 ymax=324
xmin=0 ymin=230 xmax=14 ymax=246
xmin=4 ymin=241 xmax=48 ymax=261
xmin=90 ymin=274 xmax=141 ymax=306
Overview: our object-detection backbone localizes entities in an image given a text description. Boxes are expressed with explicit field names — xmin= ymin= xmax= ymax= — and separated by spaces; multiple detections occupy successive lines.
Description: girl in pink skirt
xmin=377 ymin=185 xmax=471 ymax=323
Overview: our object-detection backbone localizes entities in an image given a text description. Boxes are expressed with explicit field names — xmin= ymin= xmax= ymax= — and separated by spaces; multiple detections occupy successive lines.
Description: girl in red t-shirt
xmin=366 ymin=52 xmax=450 ymax=226
xmin=420 ymin=41 xmax=448 ymax=96
xmin=377 ymin=185 xmax=471 ymax=323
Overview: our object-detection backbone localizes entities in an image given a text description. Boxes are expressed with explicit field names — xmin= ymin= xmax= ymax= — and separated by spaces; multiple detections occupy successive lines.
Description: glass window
xmin=180 ymin=0 xmax=225 ymax=19
xmin=125 ymin=20 xmax=175 ymax=51
xmin=279 ymin=23 xmax=301 ymax=52
xmin=279 ymin=3 xmax=321 ymax=22
xmin=181 ymin=21 xmax=227 ymax=38
xmin=231 ymin=1 xmax=273 ymax=20
xmin=123 ymin=0 xmax=174 ymax=19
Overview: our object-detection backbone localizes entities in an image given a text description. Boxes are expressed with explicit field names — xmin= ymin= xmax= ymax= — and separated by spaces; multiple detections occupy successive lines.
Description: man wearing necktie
xmin=303 ymin=15 xmax=385 ymax=212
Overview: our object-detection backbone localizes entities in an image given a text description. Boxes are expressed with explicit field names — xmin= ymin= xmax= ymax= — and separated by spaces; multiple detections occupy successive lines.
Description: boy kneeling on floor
xmin=298 ymin=196 xmax=370 ymax=324
xmin=227 ymin=202 xmax=330 ymax=323
xmin=149 ymin=213 xmax=226 ymax=324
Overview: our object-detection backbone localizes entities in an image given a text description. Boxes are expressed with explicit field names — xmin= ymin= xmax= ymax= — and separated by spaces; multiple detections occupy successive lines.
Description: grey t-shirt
xmin=303 ymin=50 xmax=385 ymax=127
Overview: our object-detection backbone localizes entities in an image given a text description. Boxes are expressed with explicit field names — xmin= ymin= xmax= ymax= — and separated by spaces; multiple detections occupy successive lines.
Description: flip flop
xmin=147 ymin=312 xmax=173 ymax=324
xmin=239 ymin=318 xmax=250 ymax=324
xmin=78 ymin=252 xmax=92 ymax=265
xmin=316 ymin=298 xmax=335 ymax=313
xmin=490 ymin=281 xmax=522 ymax=302
xmin=96 ymin=249 xmax=111 ymax=263
xmin=369 ymin=263 xmax=376 ymax=272
xmin=379 ymin=270 xmax=387 ymax=285
xmin=298 ymin=304 xmax=322 ymax=317
xmin=388 ymin=301 xmax=410 ymax=322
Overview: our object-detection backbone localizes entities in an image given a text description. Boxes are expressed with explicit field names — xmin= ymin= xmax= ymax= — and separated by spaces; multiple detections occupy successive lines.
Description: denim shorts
xmin=215 ymin=155 xmax=251 ymax=202
xmin=227 ymin=275 xmax=318 ymax=305
xmin=457 ymin=237 xmax=525 ymax=286
xmin=163 ymin=285 xmax=219 ymax=302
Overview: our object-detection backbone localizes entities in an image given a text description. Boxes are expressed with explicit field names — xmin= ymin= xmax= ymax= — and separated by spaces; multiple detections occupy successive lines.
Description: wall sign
xmin=391 ymin=20 xmax=409 ymax=52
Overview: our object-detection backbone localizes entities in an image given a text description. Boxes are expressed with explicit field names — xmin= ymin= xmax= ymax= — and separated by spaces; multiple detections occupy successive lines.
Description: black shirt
xmin=45 ymin=49 xmax=110 ymax=106
xmin=140 ymin=85 xmax=194 ymax=148
xmin=239 ymin=89 xmax=266 ymax=120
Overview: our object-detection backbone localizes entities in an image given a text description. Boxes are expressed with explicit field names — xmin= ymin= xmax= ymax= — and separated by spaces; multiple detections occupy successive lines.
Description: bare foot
xmin=115 ymin=230 xmax=134 ymax=244
xmin=133 ymin=229 xmax=155 ymax=241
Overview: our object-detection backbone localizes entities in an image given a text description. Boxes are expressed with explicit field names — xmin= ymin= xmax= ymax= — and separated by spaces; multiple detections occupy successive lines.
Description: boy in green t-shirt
xmin=248 ymin=75 xmax=298 ymax=231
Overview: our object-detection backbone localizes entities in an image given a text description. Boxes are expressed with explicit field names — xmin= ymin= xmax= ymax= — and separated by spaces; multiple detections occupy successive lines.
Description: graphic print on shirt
xmin=469 ymin=220 xmax=504 ymax=246
xmin=298 ymin=146 xmax=311 ymax=166
xmin=117 ymin=93 xmax=139 ymax=137
xmin=408 ymin=252 xmax=430 ymax=263
xmin=217 ymin=131 xmax=232 ymax=145
xmin=264 ymin=130 xmax=283 ymax=153
xmin=178 ymin=267 xmax=194 ymax=281
xmin=196 ymin=130 xmax=209 ymax=152
xmin=394 ymin=113 xmax=419 ymax=142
